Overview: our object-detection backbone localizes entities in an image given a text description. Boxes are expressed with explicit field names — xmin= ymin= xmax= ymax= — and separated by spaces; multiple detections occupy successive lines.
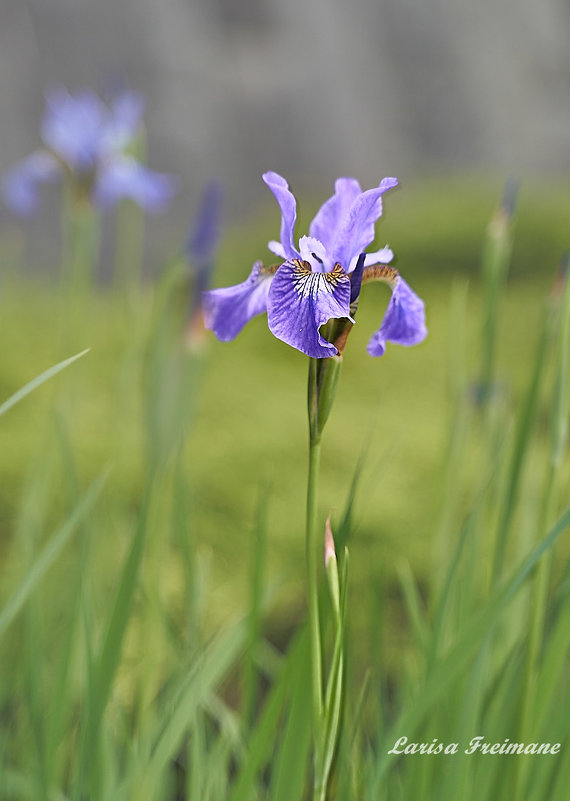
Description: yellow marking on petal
xmin=362 ymin=264 xmax=399 ymax=289
xmin=261 ymin=262 xmax=282 ymax=276
xmin=289 ymin=259 xmax=348 ymax=300
xmin=325 ymin=263 xmax=346 ymax=286
xmin=291 ymin=258 xmax=312 ymax=275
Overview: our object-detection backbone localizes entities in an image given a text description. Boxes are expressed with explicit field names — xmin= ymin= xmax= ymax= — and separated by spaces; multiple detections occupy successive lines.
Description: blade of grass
xmin=491 ymin=307 xmax=553 ymax=583
xmin=0 ymin=349 xmax=89 ymax=417
xmin=270 ymin=633 xmax=312 ymax=801
xmin=74 ymin=472 xmax=154 ymax=799
xmin=0 ymin=471 xmax=107 ymax=640
xmin=242 ymin=483 xmax=270 ymax=730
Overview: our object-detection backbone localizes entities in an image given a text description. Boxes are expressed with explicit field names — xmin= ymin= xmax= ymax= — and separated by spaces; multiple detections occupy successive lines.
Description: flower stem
xmin=61 ymin=184 xmax=99 ymax=293
xmin=307 ymin=436 xmax=323 ymax=723
xmin=306 ymin=358 xmax=324 ymax=791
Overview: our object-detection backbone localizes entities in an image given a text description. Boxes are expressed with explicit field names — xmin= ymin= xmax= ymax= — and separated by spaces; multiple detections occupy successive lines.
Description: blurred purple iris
xmin=3 ymin=87 xmax=177 ymax=215
xmin=203 ymin=172 xmax=427 ymax=358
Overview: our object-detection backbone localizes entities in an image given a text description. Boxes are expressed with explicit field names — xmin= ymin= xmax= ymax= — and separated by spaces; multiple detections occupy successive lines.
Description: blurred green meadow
xmin=1 ymin=175 xmax=569 ymax=800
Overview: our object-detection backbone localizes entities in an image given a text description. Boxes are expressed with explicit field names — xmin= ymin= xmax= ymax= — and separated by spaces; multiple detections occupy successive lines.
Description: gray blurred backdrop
xmin=1 ymin=0 xmax=569 ymax=220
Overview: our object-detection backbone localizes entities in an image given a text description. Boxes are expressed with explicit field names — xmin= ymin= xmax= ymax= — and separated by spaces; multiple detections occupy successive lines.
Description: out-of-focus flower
xmin=3 ymin=87 xmax=177 ymax=215
xmin=184 ymin=180 xmax=224 ymax=348
xmin=203 ymin=172 xmax=426 ymax=358
xmin=185 ymin=180 xmax=224 ymax=296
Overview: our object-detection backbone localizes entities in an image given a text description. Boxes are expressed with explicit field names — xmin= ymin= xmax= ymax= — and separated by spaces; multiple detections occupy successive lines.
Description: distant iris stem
xmin=61 ymin=181 xmax=99 ymax=290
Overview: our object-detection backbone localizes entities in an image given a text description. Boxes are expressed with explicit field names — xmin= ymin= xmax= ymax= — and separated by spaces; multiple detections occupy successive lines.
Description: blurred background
xmin=1 ymin=0 xmax=569 ymax=214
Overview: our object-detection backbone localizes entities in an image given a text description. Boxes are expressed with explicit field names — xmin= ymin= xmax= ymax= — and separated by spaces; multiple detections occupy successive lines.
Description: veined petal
xmin=262 ymin=171 xmax=299 ymax=260
xmin=94 ymin=157 xmax=177 ymax=211
xmin=367 ymin=277 xmax=427 ymax=357
xmin=202 ymin=261 xmax=273 ymax=341
xmin=309 ymin=177 xmax=362 ymax=251
xmin=267 ymin=259 xmax=351 ymax=358
xmin=330 ymin=177 xmax=398 ymax=269
xmin=2 ymin=150 xmax=60 ymax=216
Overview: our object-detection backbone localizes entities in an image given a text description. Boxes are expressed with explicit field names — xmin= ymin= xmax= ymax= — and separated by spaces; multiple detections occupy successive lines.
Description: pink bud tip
xmin=324 ymin=513 xmax=336 ymax=567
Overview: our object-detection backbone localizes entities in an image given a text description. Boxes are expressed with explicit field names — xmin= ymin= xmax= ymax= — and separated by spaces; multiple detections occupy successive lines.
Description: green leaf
xmin=0 ymin=349 xmax=89 ymax=417
xmin=0 ymin=471 xmax=106 ymax=640
xmin=270 ymin=634 xmax=312 ymax=801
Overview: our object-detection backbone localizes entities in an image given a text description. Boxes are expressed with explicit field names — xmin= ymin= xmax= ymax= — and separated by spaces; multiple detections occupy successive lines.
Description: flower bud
xmin=324 ymin=513 xmax=340 ymax=616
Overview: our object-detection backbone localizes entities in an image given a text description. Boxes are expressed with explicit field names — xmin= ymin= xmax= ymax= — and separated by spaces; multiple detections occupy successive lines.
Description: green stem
xmin=307 ymin=437 xmax=323 ymax=734
xmin=61 ymin=184 xmax=99 ymax=293
xmin=306 ymin=358 xmax=324 ymax=795
xmin=114 ymin=201 xmax=145 ymax=300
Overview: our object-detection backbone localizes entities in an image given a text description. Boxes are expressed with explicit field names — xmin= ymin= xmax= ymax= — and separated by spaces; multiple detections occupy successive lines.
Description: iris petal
xmin=41 ymin=87 xmax=107 ymax=170
xmin=202 ymin=261 xmax=273 ymax=341
xmin=104 ymin=90 xmax=146 ymax=152
xmin=309 ymin=177 xmax=362 ymax=252
xmin=330 ymin=177 xmax=398 ymax=269
xmin=367 ymin=277 xmax=427 ymax=357
xmin=94 ymin=157 xmax=177 ymax=212
xmin=267 ymin=259 xmax=351 ymax=358
xmin=2 ymin=151 xmax=60 ymax=216
xmin=268 ymin=240 xmax=287 ymax=260
xmin=262 ymin=172 xmax=299 ymax=260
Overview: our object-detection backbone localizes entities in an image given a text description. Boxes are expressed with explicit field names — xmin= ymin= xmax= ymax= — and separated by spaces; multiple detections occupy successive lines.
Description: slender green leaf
xmin=0 ymin=349 xmax=89 ymax=417
xmin=0 ymin=471 xmax=106 ymax=639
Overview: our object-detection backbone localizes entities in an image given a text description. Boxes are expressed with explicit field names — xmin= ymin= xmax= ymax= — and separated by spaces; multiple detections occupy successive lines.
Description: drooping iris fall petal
xmin=367 ymin=277 xmax=427 ymax=357
xmin=267 ymin=260 xmax=351 ymax=358
xmin=202 ymin=261 xmax=274 ymax=341
xmin=2 ymin=151 xmax=60 ymax=216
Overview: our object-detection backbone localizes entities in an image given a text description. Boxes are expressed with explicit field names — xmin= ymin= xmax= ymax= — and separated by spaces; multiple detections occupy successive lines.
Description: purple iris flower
xmin=3 ymin=87 xmax=177 ymax=215
xmin=203 ymin=172 xmax=427 ymax=359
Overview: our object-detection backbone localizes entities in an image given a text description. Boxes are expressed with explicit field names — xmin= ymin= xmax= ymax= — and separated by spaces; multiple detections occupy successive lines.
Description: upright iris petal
xmin=104 ymin=90 xmax=146 ymax=152
xmin=41 ymin=87 xmax=107 ymax=171
xmin=262 ymin=172 xmax=299 ymax=260
xmin=267 ymin=260 xmax=351 ymax=358
xmin=309 ymin=177 xmax=362 ymax=251
xmin=367 ymin=277 xmax=427 ymax=357
xmin=329 ymin=178 xmax=398 ymax=269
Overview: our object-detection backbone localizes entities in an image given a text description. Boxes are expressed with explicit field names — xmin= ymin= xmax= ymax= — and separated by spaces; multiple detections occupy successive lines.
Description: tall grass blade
xmin=0 ymin=471 xmax=106 ymax=640
xmin=0 ymin=349 xmax=89 ymax=418
xmin=270 ymin=633 xmax=312 ymax=801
